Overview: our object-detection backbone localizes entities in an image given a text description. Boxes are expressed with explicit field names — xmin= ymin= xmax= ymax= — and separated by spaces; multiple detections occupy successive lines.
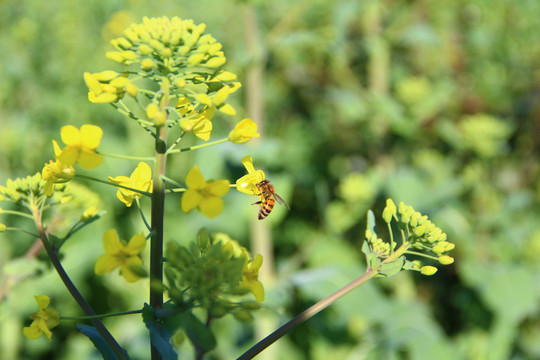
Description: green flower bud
xmin=121 ymin=50 xmax=137 ymax=60
xmin=188 ymin=53 xmax=205 ymax=65
xmin=420 ymin=266 xmax=438 ymax=276
xmin=382 ymin=207 xmax=393 ymax=223
xmin=146 ymin=103 xmax=159 ymax=119
xmin=141 ymin=59 xmax=154 ymax=71
xmin=233 ymin=310 xmax=253 ymax=322
xmin=159 ymin=48 xmax=172 ymax=58
xmin=95 ymin=71 xmax=119 ymax=82
xmin=438 ymin=256 xmax=454 ymax=265
xmin=413 ymin=225 xmax=426 ymax=237
xmin=206 ymin=56 xmax=226 ymax=68
xmin=106 ymin=51 xmax=125 ymax=63
xmin=139 ymin=44 xmax=153 ymax=55
xmin=240 ymin=301 xmax=262 ymax=310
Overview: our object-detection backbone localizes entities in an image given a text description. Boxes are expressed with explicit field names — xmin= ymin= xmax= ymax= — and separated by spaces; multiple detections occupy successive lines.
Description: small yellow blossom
xmin=108 ymin=162 xmax=153 ymax=207
xmin=228 ymin=118 xmax=260 ymax=144
xmin=95 ymin=229 xmax=146 ymax=283
xmin=240 ymin=254 xmax=264 ymax=302
xmin=56 ymin=125 xmax=103 ymax=169
xmin=22 ymin=295 xmax=60 ymax=341
xmin=181 ymin=165 xmax=229 ymax=218
xmin=42 ymin=140 xmax=75 ymax=196
xmin=176 ymin=97 xmax=215 ymax=141
xmin=236 ymin=156 xmax=265 ymax=195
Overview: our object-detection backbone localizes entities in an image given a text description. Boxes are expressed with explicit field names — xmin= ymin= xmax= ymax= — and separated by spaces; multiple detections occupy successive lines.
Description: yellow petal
xmin=185 ymin=165 xmax=206 ymax=189
xmin=102 ymin=229 xmax=122 ymax=254
xmin=95 ymin=254 xmax=121 ymax=275
xmin=241 ymin=156 xmax=256 ymax=174
xmin=34 ymin=295 xmax=50 ymax=310
xmin=80 ymin=125 xmax=103 ymax=149
xmin=57 ymin=147 xmax=80 ymax=166
xmin=181 ymin=189 xmax=202 ymax=212
xmin=60 ymin=125 xmax=81 ymax=146
xmin=236 ymin=172 xmax=264 ymax=195
xmin=77 ymin=149 xmax=103 ymax=169
xmin=52 ymin=140 xmax=62 ymax=157
xmin=249 ymin=280 xmax=265 ymax=302
xmin=132 ymin=162 xmax=152 ymax=182
xmin=199 ymin=196 xmax=223 ymax=218
xmin=125 ymin=233 xmax=146 ymax=255
xmin=108 ymin=175 xmax=131 ymax=185
xmin=192 ymin=118 xmax=212 ymax=141
xmin=208 ymin=180 xmax=230 ymax=196
xmin=228 ymin=118 xmax=260 ymax=144
xmin=120 ymin=256 xmax=144 ymax=283
xmin=116 ymin=189 xmax=135 ymax=207
xmin=23 ymin=323 xmax=43 ymax=340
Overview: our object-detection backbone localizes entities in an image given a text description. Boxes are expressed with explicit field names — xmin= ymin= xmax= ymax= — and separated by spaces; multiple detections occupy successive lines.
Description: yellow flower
xmin=42 ymin=140 xmax=75 ymax=196
xmin=228 ymin=118 xmax=260 ymax=144
xmin=56 ymin=125 xmax=103 ymax=169
xmin=181 ymin=165 xmax=229 ymax=218
xmin=240 ymin=254 xmax=264 ymax=302
xmin=177 ymin=97 xmax=215 ymax=141
xmin=108 ymin=162 xmax=153 ymax=207
xmin=22 ymin=295 xmax=60 ymax=341
xmin=95 ymin=229 xmax=146 ymax=283
xmin=236 ymin=155 xmax=265 ymax=195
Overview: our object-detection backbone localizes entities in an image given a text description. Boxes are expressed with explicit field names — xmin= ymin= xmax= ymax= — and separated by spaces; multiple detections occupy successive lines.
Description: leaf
xmin=182 ymin=311 xmax=216 ymax=353
xmin=377 ymin=256 xmax=405 ymax=278
xmin=77 ymin=324 xmax=129 ymax=360
xmin=142 ymin=304 xmax=178 ymax=360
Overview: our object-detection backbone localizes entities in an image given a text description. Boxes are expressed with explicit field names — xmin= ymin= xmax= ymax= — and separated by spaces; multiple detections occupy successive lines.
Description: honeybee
xmin=253 ymin=179 xmax=290 ymax=220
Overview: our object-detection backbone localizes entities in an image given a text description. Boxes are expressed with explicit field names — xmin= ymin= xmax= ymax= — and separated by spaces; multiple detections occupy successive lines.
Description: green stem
xmin=61 ymin=309 xmax=142 ymax=321
xmin=31 ymin=206 xmax=128 ymax=360
xmin=238 ymin=242 xmax=411 ymax=360
xmin=237 ymin=269 xmax=378 ymax=360
xmin=75 ymin=174 xmax=152 ymax=197
xmin=4 ymin=227 xmax=40 ymax=237
xmin=167 ymin=138 xmax=228 ymax=154
xmin=149 ymin=79 xmax=170 ymax=360
xmin=135 ymin=198 xmax=152 ymax=232
xmin=160 ymin=175 xmax=183 ymax=187
xmin=99 ymin=152 xmax=155 ymax=162
xmin=0 ymin=210 xmax=34 ymax=219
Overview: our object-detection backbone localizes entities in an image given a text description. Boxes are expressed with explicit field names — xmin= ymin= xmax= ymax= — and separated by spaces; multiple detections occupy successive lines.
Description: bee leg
xmin=252 ymin=201 xmax=262 ymax=206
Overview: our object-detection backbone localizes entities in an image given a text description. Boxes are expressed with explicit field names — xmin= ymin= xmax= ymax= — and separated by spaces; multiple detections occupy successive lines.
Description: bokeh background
xmin=1 ymin=0 xmax=540 ymax=359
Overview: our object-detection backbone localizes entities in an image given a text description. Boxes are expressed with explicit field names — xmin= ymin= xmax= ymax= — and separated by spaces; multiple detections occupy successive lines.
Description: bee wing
xmin=273 ymin=193 xmax=290 ymax=210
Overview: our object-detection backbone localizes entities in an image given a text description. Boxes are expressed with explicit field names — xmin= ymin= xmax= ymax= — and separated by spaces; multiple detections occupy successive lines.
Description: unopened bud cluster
xmin=165 ymin=231 xmax=263 ymax=321
xmin=0 ymin=173 xmax=67 ymax=205
xmin=382 ymin=199 xmax=455 ymax=275
xmin=84 ymin=71 xmax=137 ymax=104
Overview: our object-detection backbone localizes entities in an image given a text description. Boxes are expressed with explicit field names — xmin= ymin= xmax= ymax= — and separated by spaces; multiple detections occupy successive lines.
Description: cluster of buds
xmin=364 ymin=199 xmax=454 ymax=277
xmin=84 ymin=71 xmax=137 ymax=104
xmin=165 ymin=230 xmax=263 ymax=322
xmin=0 ymin=173 xmax=66 ymax=205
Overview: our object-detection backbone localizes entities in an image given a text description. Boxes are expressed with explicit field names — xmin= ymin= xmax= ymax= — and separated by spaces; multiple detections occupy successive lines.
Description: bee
xmin=253 ymin=179 xmax=290 ymax=220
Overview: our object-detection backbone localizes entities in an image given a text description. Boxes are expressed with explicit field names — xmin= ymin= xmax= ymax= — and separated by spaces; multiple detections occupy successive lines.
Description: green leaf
xmin=142 ymin=304 xmax=177 ymax=360
xmin=377 ymin=256 xmax=405 ymax=278
xmin=77 ymin=324 xmax=129 ymax=360
xmin=182 ymin=311 xmax=216 ymax=353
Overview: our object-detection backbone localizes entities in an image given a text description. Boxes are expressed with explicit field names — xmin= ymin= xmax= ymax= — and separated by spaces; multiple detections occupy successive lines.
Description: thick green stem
xmin=32 ymin=208 xmax=128 ymax=360
xmin=149 ymin=79 xmax=169 ymax=360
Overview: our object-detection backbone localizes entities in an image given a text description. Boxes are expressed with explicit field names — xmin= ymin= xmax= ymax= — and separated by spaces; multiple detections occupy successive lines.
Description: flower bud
xmin=206 ymin=56 xmax=226 ymax=68
xmin=228 ymin=119 xmax=260 ymax=144
xmin=438 ymin=256 xmax=454 ymax=265
xmin=420 ymin=266 xmax=438 ymax=276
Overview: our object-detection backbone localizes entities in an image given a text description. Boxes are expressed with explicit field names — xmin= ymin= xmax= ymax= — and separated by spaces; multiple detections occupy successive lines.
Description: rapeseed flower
xmin=228 ymin=119 xmax=260 ymax=144
xmin=236 ymin=156 xmax=265 ymax=196
xmin=22 ymin=295 xmax=60 ymax=341
xmin=108 ymin=162 xmax=153 ymax=207
xmin=95 ymin=229 xmax=146 ymax=283
xmin=181 ymin=165 xmax=229 ymax=218
xmin=56 ymin=125 xmax=103 ymax=169
xmin=240 ymin=254 xmax=264 ymax=302
xmin=42 ymin=140 xmax=75 ymax=196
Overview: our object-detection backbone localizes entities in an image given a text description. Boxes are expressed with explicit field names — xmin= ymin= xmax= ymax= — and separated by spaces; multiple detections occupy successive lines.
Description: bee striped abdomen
xmin=258 ymin=196 xmax=275 ymax=220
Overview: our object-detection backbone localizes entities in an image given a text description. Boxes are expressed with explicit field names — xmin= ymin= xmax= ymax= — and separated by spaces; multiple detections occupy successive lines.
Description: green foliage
xmin=1 ymin=0 xmax=540 ymax=359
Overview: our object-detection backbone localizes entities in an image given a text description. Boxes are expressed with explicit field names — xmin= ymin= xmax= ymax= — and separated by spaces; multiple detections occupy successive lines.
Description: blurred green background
xmin=1 ymin=0 xmax=540 ymax=359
